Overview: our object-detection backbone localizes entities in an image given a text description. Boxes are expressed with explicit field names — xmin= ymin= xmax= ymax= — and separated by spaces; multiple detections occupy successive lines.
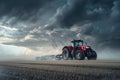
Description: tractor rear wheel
xmin=87 ymin=51 xmax=97 ymax=60
xmin=75 ymin=50 xmax=85 ymax=60
xmin=62 ymin=48 xmax=70 ymax=60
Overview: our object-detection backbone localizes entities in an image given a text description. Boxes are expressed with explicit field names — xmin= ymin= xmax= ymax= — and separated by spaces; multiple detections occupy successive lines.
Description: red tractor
xmin=56 ymin=39 xmax=97 ymax=60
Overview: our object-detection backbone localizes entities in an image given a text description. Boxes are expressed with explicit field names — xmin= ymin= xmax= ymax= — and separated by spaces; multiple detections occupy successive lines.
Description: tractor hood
xmin=78 ymin=46 xmax=91 ymax=51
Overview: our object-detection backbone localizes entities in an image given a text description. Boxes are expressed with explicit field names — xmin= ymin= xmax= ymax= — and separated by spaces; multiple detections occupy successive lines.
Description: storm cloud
xmin=0 ymin=0 xmax=120 ymax=54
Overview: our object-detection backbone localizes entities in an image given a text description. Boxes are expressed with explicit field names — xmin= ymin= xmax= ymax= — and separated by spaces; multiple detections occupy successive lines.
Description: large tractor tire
xmin=75 ymin=50 xmax=85 ymax=60
xmin=87 ymin=51 xmax=97 ymax=60
xmin=62 ymin=48 xmax=70 ymax=60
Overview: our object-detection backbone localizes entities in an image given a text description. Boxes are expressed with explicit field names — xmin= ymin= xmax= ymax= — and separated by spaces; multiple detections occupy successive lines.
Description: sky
xmin=0 ymin=0 xmax=120 ymax=59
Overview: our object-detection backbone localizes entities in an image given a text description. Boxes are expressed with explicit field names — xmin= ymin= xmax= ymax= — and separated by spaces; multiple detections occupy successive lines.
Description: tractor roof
xmin=71 ymin=39 xmax=83 ymax=43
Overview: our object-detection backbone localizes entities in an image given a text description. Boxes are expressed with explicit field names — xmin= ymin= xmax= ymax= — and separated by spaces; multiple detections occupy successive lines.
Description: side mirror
xmin=85 ymin=42 xmax=87 ymax=45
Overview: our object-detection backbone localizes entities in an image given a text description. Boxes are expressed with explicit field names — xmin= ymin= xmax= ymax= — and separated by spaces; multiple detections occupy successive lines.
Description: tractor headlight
xmin=86 ymin=46 xmax=89 ymax=48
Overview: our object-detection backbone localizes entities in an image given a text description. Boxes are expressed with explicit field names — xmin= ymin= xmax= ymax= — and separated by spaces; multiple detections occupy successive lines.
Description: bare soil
xmin=0 ymin=60 xmax=120 ymax=80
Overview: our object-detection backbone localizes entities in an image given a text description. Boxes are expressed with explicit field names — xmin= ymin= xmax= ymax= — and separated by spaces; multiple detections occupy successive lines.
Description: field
xmin=0 ymin=60 xmax=120 ymax=80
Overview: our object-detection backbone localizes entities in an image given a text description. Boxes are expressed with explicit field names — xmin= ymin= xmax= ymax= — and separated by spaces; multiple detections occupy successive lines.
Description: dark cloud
xmin=0 ymin=0 xmax=51 ymax=17
xmin=0 ymin=0 xmax=120 ymax=52
xmin=54 ymin=0 xmax=113 ymax=27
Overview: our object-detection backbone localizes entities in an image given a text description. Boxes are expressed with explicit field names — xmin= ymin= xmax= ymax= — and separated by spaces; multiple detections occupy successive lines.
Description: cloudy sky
xmin=0 ymin=0 xmax=120 ymax=59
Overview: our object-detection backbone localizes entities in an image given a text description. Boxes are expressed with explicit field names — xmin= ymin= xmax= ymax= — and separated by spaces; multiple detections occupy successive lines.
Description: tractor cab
xmin=71 ymin=39 xmax=87 ymax=47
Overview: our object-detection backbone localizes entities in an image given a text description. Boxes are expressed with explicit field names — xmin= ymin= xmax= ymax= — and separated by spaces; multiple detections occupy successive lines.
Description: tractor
xmin=56 ymin=39 xmax=97 ymax=60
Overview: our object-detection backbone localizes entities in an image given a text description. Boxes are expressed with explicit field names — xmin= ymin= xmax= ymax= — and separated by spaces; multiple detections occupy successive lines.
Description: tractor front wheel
xmin=75 ymin=50 xmax=85 ymax=60
xmin=87 ymin=51 xmax=97 ymax=60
